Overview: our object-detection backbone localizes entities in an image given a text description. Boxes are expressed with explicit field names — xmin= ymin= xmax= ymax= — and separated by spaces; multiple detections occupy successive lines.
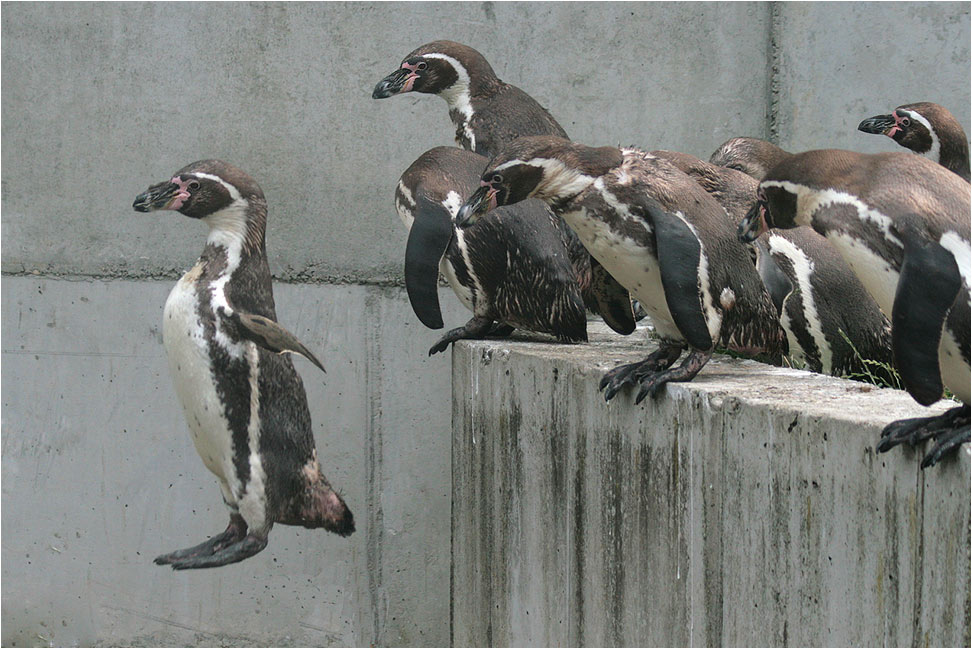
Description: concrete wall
xmin=2 ymin=2 xmax=969 ymax=646
xmin=4 ymin=2 xmax=966 ymax=283
xmin=452 ymin=326 xmax=971 ymax=647
xmin=1 ymin=277 xmax=464 ymax=647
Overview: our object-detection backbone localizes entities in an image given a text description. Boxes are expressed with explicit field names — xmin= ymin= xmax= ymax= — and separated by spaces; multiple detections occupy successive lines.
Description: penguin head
xmin=457 ymin=136 xmax=619 ymax=227
xmin=372 ymin=40 xmax=495 ymax=99
xmin=738 ymin=183 xmax=798 ymax=243
xmin=709 ymin=137 xmax=791 ymax=181
xmin=858 ymin=103 xmax=944 ymax=156
xmin=134 ymin=160 xmax=268 ymax=249
xmin=133 ymin=160 xmax=261 ymax=217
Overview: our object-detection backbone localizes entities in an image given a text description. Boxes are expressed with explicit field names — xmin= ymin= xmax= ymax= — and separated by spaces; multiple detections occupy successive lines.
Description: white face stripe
xmin=190 ymin=171 xmax=244 ymax=202
xmin=495 ymin=157 xmax=597 ymax=201
xmin=423 ymin=52 xmax=476 ymax=151
xmin=766 ymin=233 xmax=832 ymax=374
xmin=760 ymin=180 xmax=904 ymax=248
xmin=900 ymin=109 xmax=941 ymax=162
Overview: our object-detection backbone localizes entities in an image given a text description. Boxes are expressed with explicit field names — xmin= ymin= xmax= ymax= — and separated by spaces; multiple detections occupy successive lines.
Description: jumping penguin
xmin=457 ymin=136 xmax=784 ymax=403
xmin=738 ymin=149 xmax=971 ymax=467
xmin=133 ymin=160 xmax=353 ymax=569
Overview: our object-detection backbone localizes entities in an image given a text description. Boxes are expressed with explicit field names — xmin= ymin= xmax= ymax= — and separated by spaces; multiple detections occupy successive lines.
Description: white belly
xmin=827 ymin=232 xmax=900 ymax=316
xmin=162 ymin=269 xmax=240 ymax=499
xmin=563 ymin=207 xmax=682 ymax=340
xmin=940 ymin=329 xmax=971 ymax=403
xmin=828 ymin=233 xmax=971 ymax=403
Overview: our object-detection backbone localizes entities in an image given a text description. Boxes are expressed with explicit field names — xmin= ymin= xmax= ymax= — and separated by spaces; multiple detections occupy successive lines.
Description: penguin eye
xmin=416 ymin=61 xmax=428 ymax=71
xmin=492 ymin=174 xmax=503 ymax=184
xmin=187 ymin=180 xmax=200 ymax=191
xmin=900 ymin=117 xmax=911 ymax=127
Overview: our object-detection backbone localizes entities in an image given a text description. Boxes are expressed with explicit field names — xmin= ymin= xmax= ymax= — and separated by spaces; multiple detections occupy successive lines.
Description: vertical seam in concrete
xmin=911 ymin=471 xmax=925 ymax=646
xmin=767 ymin=1 xmax=782 ymax=145
xmin=364 ymin=288 xmax=385 ymax=646
xmin=449 ymin=347 xmax=456 ymax=647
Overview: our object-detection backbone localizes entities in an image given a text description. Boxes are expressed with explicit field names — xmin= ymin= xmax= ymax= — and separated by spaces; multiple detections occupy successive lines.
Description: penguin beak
xmin=456 ymin=185 xmax=497 ymax=229
xmin=133 ymin=181 xmax=183 ymax=212
xmin=372 ymin=67 xmax=414 ymax=99
xmin=737 ymin=202 xmax=768 ymax=243
xmin=858 ymin=113 xmax=897 ymax=136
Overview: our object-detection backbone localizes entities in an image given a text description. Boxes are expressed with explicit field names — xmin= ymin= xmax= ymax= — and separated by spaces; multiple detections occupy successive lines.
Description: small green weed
xmin=837 ymin=329 xmax=902 ymax=390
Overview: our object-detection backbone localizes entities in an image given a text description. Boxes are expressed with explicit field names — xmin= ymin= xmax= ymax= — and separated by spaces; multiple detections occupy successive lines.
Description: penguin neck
xmin=203 ymin=198 xmax=267 ymax=262
xmin=940 ymin=133 xmax=971 ymax=181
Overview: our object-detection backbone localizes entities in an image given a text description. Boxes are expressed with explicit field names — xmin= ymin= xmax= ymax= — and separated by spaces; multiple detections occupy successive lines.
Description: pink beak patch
xmin=887 ymin=111 xmax=906 ymax=137
xmin=479 ymin=180 xmax=499 ymax=211
xmin=167 ymin=176 xmax=193 ymax=210
xmin=400 ymin=62 xmax=421 ymax=93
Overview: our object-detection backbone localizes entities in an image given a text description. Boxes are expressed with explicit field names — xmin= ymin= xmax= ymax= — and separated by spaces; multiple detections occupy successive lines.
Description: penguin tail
xmin=299 ymin=481 xmax=355 ymax=537
xmin=287 ymin=453 xmax=355 ymax=536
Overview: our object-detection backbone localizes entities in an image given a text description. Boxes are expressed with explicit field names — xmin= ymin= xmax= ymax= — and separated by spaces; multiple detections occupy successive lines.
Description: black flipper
xmin=590 ymin=257 xmax=636 ymax=335
xmin=404 ymin=195 xmax=454 ymax=330
xmin=217 ymin=307 xmax=326 ymax=373
xmin=891 ymin=237 xmax=963 ymax=406
xmin=640 ymin=198 xmax=714 ymax=351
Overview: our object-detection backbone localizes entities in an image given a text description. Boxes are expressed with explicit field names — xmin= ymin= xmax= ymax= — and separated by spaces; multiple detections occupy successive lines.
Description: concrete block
xmin=452 ymin=326 xmax=970 ymax=646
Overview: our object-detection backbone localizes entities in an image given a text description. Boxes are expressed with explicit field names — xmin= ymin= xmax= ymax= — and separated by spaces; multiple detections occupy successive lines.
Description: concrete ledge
xmin=451 ymin=324 xmax=970 ymax=647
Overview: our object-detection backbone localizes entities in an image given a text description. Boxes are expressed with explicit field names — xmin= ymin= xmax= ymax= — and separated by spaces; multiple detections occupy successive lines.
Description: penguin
xmin=858 ymin=102 xmax=970 ymax=182
xmin=456 ymin=136 xmax=784 ymax=403
xmin=372 ymin=40 xmax=568 ymax=157
xmin=373 ymin=40 xmax=635 ymax=336
xmin=133 ymin=160 xmax=353 ymax=569
xmin=396 ymin=146 xmax=593 ymax=354
xmin=652 ymin=149 xmax=894 ymax=382
xmin=709 ymin=137 xmax=792 ymax=181
xmin=737 ymin=149 xmax=971 ymax=467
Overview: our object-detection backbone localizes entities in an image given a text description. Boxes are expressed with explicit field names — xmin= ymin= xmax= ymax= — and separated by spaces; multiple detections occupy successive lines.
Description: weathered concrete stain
xmin=452 ymin=325 xmax=971 ymax=646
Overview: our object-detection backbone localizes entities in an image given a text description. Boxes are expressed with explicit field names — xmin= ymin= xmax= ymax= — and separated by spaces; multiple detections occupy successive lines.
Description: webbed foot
xmin=429 ymin=316 xmax=495 ymax=356
xmin=633 ymin=349 xmax=712 ymax=404
xmin=877 ymin=404 xmax=970 ymax=468
xmin=599 ymin=344 xmax=685 ymax=402
xmin=155 ymin=514 xmax=252 ymax=568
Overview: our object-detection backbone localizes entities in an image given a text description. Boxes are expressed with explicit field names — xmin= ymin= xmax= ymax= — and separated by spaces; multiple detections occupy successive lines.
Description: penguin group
xmin=134 ymin=40 xmax=969 ymax=568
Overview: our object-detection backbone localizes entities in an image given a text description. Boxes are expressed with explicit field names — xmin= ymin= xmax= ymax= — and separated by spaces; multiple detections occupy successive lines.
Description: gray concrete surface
xmin=452 ymin=325 xmax=971 ymax=647
xmin=776 ymin=3 xmax=971 ymax=154
xmin=2 ymin=2 xmax=970 ymax=647
xmin=4 ymin=3 xmax=966 ymax=282
xmin=1 ymin=276 xmax=470 ymax=647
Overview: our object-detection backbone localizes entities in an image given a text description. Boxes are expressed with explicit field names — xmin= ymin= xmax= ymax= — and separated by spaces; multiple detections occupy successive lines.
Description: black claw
xmin=919 ymin=424 xmax=971 ymax=469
